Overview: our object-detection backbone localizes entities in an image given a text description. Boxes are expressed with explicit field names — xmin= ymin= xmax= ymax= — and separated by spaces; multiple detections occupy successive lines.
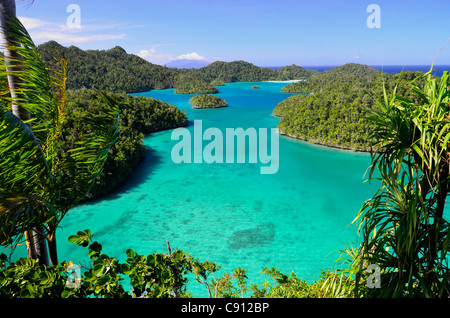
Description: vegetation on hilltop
xmin=180 ymin=60 xmax=318 ymax=84
xmin=37 ymin=41 xmax=178 ymax=93
xmin=274 ymin=63 xmax=435 ymax=151
xmin=37 ymin=41 xmax=318 ymax=93
xmin=64 ymin=89 xmax=188 ymax=199
xmin=174 ymin=74 xmax=219 ymax=94
xmin=189 ymin=94 xmax=227 ymax=109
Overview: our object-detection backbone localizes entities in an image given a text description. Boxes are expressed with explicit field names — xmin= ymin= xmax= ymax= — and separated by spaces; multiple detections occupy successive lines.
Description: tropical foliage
xmin=350 ymin=70 xmax=450 ymax=297
xmin=174 ymin=74 xmax=219 ymax=94
xmin=0 ymin=229 xmax=345 ymax=298
xmin=318 ymin=69 xmax=450 ymax=298
xmin=37 ymin=41 xmax=318 ymax=93
xmin=0 ymin=17 xmax=119 ymax=266
xmin=189 ymin=94 xmax=227 ymax=109
xmin=274 ymin=64 xmax=435 ymax=151
xmin=37 ymin=41 xmax=178 ymax=93
xmin=180 ymin=61 xmax=318 ymax=84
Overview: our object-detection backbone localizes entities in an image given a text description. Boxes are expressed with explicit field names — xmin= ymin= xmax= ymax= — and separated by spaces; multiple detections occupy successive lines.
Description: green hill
xmin=274 ymin=64 xmax=432 ymax=151
xmin=189 ymin=94 xmax=227 ymax=108
xmin=180 ymin=61 xmax=318 ymax=83
xmin=37 ymin=41 xmax=318 ymax=93
xmin=37 ymin=41 xmax=177 ymax=93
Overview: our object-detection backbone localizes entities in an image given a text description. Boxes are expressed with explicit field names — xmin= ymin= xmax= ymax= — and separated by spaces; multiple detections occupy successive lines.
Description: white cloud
xmin=31 ymin=32 xmax=126 ymax=44
xmin=137 ymin=47 xmax=157 ymax=58
xmin=137 ymin=46 xmax=173 ymax=65
xmin=175 ymin=52 xmax=205 ymax=61
xmin=18 ymin=16 xmax=127 ymax=44
xmin=19 ymin=17 xmax=50 ymax=30
xmin=137 ymin=45 xmax=208 ymax=66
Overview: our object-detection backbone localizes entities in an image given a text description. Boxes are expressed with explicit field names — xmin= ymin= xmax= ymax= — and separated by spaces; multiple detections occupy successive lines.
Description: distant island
xmin=189 ymin=94 xmax=227 ymax=109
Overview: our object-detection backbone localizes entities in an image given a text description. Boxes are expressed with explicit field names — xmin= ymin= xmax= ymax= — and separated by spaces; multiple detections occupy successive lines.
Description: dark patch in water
xmin=137 ymin=194 xmax=148 ymax=202
xmin=228 ymin=223 xmax=275 ymax=250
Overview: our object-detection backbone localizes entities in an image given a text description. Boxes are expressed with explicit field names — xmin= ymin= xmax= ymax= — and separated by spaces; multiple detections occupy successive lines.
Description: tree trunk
xmin=0 ymin=0 xmax=50 ymax=267
xmin=0 ymin=0 xmax=30 ymax=121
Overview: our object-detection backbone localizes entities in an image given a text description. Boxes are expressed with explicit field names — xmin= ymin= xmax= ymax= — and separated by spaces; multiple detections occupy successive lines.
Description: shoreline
xmin=264 ymin=79 xmax=304 ymax=83
xmin=277 ymin=129 xmax=371 ymax=153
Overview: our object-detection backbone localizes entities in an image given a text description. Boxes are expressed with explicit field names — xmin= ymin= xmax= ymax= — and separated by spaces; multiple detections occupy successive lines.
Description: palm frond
xmin=52 ymin=91 xmax=120 ymax=214
xmin=0 ymin=105 xmax=53 ymax=195
xmin=0 ymin=192 xmax=57 ymax=246
xmin=0 ymin=16 xmax=62 ymax=148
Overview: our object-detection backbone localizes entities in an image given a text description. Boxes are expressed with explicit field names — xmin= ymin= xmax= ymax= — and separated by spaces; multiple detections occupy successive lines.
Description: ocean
xmin=34 ymin=81 xmax=378 ymax=296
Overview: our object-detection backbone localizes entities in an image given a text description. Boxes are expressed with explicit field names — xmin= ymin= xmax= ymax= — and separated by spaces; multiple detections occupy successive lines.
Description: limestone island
xmin=189 ymin=94 xmax=228 ymax=109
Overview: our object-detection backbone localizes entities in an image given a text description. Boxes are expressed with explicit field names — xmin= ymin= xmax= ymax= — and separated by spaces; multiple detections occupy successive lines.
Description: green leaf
xmin=67 ymin=229 xmax=92 ymax=247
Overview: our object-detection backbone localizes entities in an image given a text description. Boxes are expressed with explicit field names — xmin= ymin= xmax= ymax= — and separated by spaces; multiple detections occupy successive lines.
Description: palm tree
xmin=0 ymin=0 xmax=28 ymax=118
xmin=0 ymin=12 xmax=119 ymax=266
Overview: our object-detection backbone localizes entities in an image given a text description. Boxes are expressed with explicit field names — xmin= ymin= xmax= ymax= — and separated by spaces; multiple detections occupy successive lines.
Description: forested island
xmin=189 ymin=94 xmax=227 ymax=109
xmin=37 ymin=41 xmax=318 ymax=94
xmin=64 ymin=89 xmax=188 ymax=199
xmin=174 ymin=74 xmax=219 ymax=94
xmin=37 ymin=41 xmax=178 ymax=93
xmin=274 ymin=63 xmax=433 ymax=151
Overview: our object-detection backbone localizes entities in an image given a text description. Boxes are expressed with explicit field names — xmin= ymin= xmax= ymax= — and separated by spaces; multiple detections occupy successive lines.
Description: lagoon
xmin=50 ymin=81 xmax=377 ymax=296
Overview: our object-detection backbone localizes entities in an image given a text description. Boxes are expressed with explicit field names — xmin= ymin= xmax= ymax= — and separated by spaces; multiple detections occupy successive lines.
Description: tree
xmin=0 ymin=15 xmax=119 ymax=266
xmin=353 ymin=70 xmax=450 ymax=297
xmin=0 ymin=0 xmax=48 ymax=265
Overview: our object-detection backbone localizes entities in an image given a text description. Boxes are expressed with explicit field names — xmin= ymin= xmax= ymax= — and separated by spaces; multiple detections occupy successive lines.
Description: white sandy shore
xmin=264 ymin=79 xmax=304 ymax=83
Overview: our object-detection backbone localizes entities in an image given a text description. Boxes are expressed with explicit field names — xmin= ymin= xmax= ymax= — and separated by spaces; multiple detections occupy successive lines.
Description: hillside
xmin=37 ymin=41 xmax=318 ymax=93
xmin=179 ymin=61 xmax=318 ymax=83
xmin=281 ymin=63 xmax=382 ymax=94
xmin=64 ymin=89 xmax=188 ymax=200
xmin=189 ymin=94 xmax=227 ymax=109
xmin=37 ymin=41 xmax=178 ymax=93
xmin=274 ymin=64 xmax=431 ymax=151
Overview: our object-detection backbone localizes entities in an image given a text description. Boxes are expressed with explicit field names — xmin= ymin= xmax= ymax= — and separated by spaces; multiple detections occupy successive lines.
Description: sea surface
xmin=8 ymin=81 xmax=379 ymax=296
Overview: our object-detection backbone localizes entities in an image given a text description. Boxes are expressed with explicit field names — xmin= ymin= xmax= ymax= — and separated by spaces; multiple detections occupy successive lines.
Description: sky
xmin=15 ymin=0 xmax=450 ymax=67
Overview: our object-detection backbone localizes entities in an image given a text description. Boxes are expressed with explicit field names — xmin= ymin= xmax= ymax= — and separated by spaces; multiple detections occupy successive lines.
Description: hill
xmin=274 ymin=64 xmax=431 ymax=151
xmin=37 ymin=41 xmax=318 ymax=93
xmin=189 ymin=94 xmax=227 ymax=109
xmin=37 ymin=41 xmax=178 ymax=93
xmin=281 ymin=63 xmax=381 ymax=94
xmin=180 ymin=61 xmax=318 ymax=83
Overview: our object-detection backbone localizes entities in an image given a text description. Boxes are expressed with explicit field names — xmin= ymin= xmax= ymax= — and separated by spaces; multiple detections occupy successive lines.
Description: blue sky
xmin=16 ymin=0 xmax=450 ymax=67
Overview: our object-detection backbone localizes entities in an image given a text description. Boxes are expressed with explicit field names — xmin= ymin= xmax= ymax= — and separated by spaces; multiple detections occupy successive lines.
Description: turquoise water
xmin=9 ymin=82 xmax=378 ymax=296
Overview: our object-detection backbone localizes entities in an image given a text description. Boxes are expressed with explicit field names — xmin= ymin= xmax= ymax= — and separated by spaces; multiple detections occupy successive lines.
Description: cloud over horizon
xmin=137 ymin=46 xmax=207 ymax=65
xmin=175 ymin=52 xmax=205 ymax=61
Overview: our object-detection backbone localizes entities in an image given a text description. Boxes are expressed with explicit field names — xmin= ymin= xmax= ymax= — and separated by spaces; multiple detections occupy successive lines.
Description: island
xmin=189 ymin=94 xmax=228 ymax=109
xmin=274 ymin=63 xmax=432 ymax=152
xmin=251 ymin=85 xmax=259 ymax=89
xmin=174 ymin=74 xmax=219 ymax=94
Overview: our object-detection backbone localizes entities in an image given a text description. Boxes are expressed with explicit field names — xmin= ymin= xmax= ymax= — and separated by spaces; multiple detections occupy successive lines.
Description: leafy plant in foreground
xmin=350 ymin=69 xmax=450 ymax=297
xmin=0 ymin=17 xmax=119 ymax=266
